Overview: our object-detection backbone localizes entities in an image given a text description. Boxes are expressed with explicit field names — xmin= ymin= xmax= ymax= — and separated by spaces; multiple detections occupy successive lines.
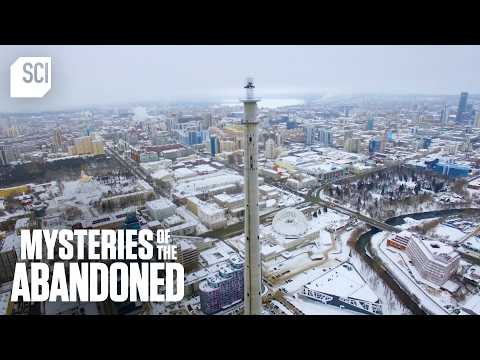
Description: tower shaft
xmin=242 ymin=96 xmax=262 ymax=315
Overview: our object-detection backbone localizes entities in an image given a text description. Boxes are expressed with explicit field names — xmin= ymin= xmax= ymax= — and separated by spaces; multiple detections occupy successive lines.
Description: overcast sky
xmin=1 ymin=45 xmax=479 ymax=113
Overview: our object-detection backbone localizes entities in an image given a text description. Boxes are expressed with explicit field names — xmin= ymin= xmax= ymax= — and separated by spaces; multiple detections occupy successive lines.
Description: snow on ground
xmin=350 ymin=250 xmax=411 ymax=315
xmin=430 ymin=224 xmax=466 ymax=243
xmin=461 ymin=293 xmax=480 ymax=315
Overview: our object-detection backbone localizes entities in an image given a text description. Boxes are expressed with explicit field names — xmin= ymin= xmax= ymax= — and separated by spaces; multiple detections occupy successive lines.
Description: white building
xmin=146 ymin=197 xmax=176 ymax=221
xmin=388 ymin=231 xmax=461 ymax=286
xmin=197 ymin=203 xmax=226 ymax=230
xmin=265 ymin=138 xmax=277 ymax=159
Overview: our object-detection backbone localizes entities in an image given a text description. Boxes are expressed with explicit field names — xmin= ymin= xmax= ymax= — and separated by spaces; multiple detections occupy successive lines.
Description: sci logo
xmin=10 ymin=57 xmax=52 ymax=98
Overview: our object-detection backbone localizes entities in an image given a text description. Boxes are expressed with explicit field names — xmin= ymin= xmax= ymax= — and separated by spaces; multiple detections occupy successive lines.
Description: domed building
xmin=272 ymin=208 xmax=309 ymax=238
xmin=269 ymin=207 xmax=319 ymax=248
xmin=259 ymin=207 xmax=321 ymax=261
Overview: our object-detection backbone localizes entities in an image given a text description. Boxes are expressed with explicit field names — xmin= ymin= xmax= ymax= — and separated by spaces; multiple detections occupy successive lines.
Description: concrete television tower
xmin=241 ymin=77 xmax=262 ymax=315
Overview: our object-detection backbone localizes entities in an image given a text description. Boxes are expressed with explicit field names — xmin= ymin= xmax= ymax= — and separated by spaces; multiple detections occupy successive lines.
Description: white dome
xmin=272 ymin=207 xmax=309 ymax=237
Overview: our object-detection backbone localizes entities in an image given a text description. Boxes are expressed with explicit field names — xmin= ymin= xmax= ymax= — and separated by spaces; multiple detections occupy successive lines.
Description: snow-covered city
xmin=1 ymin=45 xmax=480 ymax=316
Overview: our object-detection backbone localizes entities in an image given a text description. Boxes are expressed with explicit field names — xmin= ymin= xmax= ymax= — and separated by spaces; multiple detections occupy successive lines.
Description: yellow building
xmin=0 ymin=184 xmax=31 ymax=198
xmin=69 ymin=135 xmax=105 ymax=156
xmin=220 ymin=140 xmax=235 ymax=152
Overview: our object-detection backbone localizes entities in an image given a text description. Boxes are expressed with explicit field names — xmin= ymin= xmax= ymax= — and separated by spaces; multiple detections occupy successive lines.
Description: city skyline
xmin=1 ymin=45 xmax=480 ymax=113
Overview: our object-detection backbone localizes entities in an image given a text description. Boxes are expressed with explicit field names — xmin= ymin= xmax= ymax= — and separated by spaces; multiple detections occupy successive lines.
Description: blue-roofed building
xmin=426 ymin=159 xmax=470 ymax=178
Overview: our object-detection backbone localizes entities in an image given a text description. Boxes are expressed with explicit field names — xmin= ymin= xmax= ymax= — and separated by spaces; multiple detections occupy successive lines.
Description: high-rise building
xmin=265 ymin=138 xmax=276 ymax=159
xmin=367 ymin=117 xmax=374 ymax=130
xmin=368 ymin=138 xmax=381 ymax=154
xmin=344 ymin=129 xmax=353 ymax=143
xmin=474 ymin=112 xmax=480 ymax=128
xmin=318 ymin=129 xmax=333 ymax=147
xmin=7 ymin=126 xmax=19 ymax=138
xmin=344 ymin=138 xmax=361 ymax=153
xmin=52 ymin=128 xmax=63 ymax=152
xmin=210 ymin=136 xmax=220 ymax=157
xmin=304 ymin=126 xmax=315 ymax=146
xmin=456 ymin=92 xmax=469 ymax=123
xmin=386 ymin=130 xmax=394 ymax=142
xmin=440 ymin=104 xmax=448 ymax=126
xmin=0 ymin=145 xmax=17 ymax=166
xmin=380 ymin=129 xmax=388 ymax=153
xmin=274 ymin=132 xmax=283 ymax=147
xmin=203 ymin=113 xmax=213 ymax=130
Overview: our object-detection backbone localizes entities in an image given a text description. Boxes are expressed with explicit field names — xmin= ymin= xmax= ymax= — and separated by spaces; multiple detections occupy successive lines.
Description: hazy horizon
xmin=1 ymin=45 xmax=479 ymax=113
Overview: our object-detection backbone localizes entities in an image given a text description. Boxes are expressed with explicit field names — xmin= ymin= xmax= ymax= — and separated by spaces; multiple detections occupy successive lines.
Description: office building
xmin=304 ymin=126 xmax=314 ymax=146
xmin=387 ymin=231 xmax=460 ymax=286
xmin=318 ymin=129 xmax=333 ymax=146
xmin=265 ymin=138 xmax=277 ymax=159
xmin=456 ymin=92 xmax=469 ymax=124
xmin=344 ymin=137 xmax=361 ymax=153
xmin=474 ymin=112 xmax=480 ymax=128
xmin=426 ymin=159 xmax=470 ymax=178
xmin=368 ymin=138 xmax=381 ymax=154
xmin=52 ymin=128 xmax=63 ymax=152
xmin=367 ymin=117 xmax=374 ymax=130
xmin=210 ymin=136 xmax=220 ymax=157
xmin=0 ymin=145 xmax=17 ymax=166
xmin=406 ymin=236 xmax=460 ymax=286
xmin=69 ymin=135 xmax=105 ymax=156
xmin=440 ymin=104 xmax=448 ymax=126
xmin=176 ymin=240 xmax=200 ymax=272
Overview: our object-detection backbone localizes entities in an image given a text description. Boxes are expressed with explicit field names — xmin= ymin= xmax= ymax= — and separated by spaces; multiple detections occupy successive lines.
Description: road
xmin=106 ymin=146 xmax=153 ymax=186
xmin=458 ymin=224 xmax=480 ymax=244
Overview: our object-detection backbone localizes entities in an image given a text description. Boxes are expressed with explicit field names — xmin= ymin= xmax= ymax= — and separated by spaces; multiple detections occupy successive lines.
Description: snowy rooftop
xmin=418 ymin=239 xmax=459 ymax=264
xmin=174 ymin=171 xmax=243 ymax=196
xmin=304 ymin=262 xmax=379 ymax=303
xmin=272 ymin=208 xmax=309 ymax=237
xmin=200 ymin=241 xmax=237 ymax=266
xmin=174 ymin=167 xmax=197 ymax=179
xmin=146 ymin=197 xmax=175 ymax=211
